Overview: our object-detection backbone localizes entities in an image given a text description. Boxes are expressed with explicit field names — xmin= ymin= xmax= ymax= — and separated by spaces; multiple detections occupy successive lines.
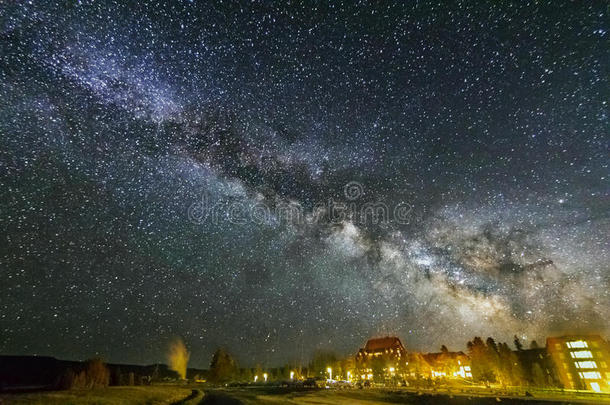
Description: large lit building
xmin=355 ymin=336 xmax=407 ymax=380
xmin=356 ymin=336 xmax=407 ymax=360
xmin=546 ymin=335 xmax=610 ymax=392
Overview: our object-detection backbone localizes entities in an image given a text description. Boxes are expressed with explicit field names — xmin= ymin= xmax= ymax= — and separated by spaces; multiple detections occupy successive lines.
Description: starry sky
xmin=0 ymin=1 xmax=608 ymax=368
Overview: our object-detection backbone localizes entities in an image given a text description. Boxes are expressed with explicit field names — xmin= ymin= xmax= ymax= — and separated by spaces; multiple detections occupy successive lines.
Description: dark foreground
xmin=199 ymin=387 xmax=609 ymax=405
xmin=3 ymin=386 xmax=610 ymax=405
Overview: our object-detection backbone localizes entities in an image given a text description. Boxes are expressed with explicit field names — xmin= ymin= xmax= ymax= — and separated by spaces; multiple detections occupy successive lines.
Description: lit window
xmin=567 ymin=341 xmax=588 ymax=349
xmin=571 ymin=351 xmax=593 ymax=359
xmin=575 ymin=361 xmax=597 ymax=369
xmin=578 ymin=371 xmax=601 ymax=380
xmin=590 ymin=382 xmax=601 ymax=392
xmin=464 ymin=366 xmax=471 ymax=371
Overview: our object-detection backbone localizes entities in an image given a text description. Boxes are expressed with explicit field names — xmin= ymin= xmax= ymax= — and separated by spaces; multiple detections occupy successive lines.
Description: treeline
xmin=56 ymin=358 xmax=110 ymax=389
xmin=201 ymin=348 xmax=346 ymax=384
xmin=55 ymin=358 xmax=183 ymax=390
xmin=466 ymin=336 xmax=558 ymax=388
xmin=202 ymin=347 xmax=303 ymax=384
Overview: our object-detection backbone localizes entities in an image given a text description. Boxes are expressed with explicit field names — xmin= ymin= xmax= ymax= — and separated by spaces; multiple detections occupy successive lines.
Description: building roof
xmin=422 ymin=351 xmax=467 ymax=367
xmin=363 ymin=336 xmax=406 ymax=352
xmin=546 ymin=334 xmax=607 ymax=347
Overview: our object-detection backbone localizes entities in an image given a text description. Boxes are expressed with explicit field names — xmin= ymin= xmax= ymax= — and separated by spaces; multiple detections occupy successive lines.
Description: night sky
xmin=1 ymin=1 xmax=608 ymax=368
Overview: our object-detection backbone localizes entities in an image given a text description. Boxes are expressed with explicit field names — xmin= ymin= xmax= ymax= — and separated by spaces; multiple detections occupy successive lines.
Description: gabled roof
xmin=422 ymin=351 xmax=467 ymax=366
xmin=363 ymin=336 xmax=406 ymax=352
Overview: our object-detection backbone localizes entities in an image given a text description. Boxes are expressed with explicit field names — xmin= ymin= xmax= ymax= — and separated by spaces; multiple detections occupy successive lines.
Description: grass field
xmin=2 ymin=386 xmax=610 ymax=405
xmin=0 ymin=385 xmax=192 ymax=405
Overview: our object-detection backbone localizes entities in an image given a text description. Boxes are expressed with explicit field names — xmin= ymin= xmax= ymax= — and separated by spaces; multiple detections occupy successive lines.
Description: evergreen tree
xmin=532 ymin=363 xmax=546 ymax=387
xmin=468 ymin=337 xmax=492 ymax=384
xmin=309 ymin=350 xmax=338 ymax=377
xmin=514 ymin=335 xmax=524 ymax=351
xmin=209 ymin=348 xmax=238 ymax=383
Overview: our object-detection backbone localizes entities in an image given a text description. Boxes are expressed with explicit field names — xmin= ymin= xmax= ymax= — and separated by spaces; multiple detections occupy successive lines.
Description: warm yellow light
xmin=263 ymin=373 xmax=268 ymax=382
xmin=254 ymin=375 xmax=258 ymax=382
xmin=389 ymin=367 xmax=395 ymax=373
xmin=347 ymin=371 xmax=351 ymax=380
xmin=290 ymin=371 xmax=295 ymax=380
xmin=571 ymin=351 xmax=593 ymax=359
xmin=327 ymin=367 xmax=332 ymax=380
xmin=579 ymin=371 xmax=601 ymax=380
xmin=567 ymin=341 xmax=588 ymax=349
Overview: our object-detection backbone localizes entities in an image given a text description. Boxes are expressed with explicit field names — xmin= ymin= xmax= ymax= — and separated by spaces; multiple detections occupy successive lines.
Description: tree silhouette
xmin=468 ymin=336 xmax=525 ymax=387
xmin=468 ymin=337 xmax=495 ymax=384
xmin=514 ymin=335 xmax=523 ymax=351
xmin=532 ymin=363 xmax=546 ymax=387
xmin=84 ymin=358 xmax=110 ymax=388
xmin=209 ymin=347 xmax=238 ymax=383
xmin=309 ymin=349 xmax=338 ymax=377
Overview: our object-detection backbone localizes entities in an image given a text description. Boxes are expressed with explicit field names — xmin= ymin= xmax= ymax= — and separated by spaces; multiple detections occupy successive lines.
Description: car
xmin=333 ymin=380 xmax=353 ymax=389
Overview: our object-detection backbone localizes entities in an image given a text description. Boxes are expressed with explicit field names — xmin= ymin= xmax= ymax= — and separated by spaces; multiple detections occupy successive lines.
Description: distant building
xmin=423 ymin=351 xmax=471 ymax=379
xmin=356 ymin=336 xmax=407 ymax=360
xmin=546 ymin=335 xmax=610 ymax=392
xmin=355 ymin=337 xmax=407 ymax=380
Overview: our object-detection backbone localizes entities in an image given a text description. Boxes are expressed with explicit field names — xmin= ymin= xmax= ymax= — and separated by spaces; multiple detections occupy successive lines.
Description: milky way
xmin=0 ymin=1 xmax=608 ymax=368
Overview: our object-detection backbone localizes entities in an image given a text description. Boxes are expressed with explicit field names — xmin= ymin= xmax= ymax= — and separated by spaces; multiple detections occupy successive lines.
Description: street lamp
xmin=254 ymin=375 xmax=258 ymax=382
xmin=290 ymin=371 xmax=295 ymax=380
xmin=263 ymin=373 xmax=268 ymax=382
xmin=347 ymin=371 xmax=351 ymax=381
xmin=327 ymin=367 xmax=332 ymax=380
